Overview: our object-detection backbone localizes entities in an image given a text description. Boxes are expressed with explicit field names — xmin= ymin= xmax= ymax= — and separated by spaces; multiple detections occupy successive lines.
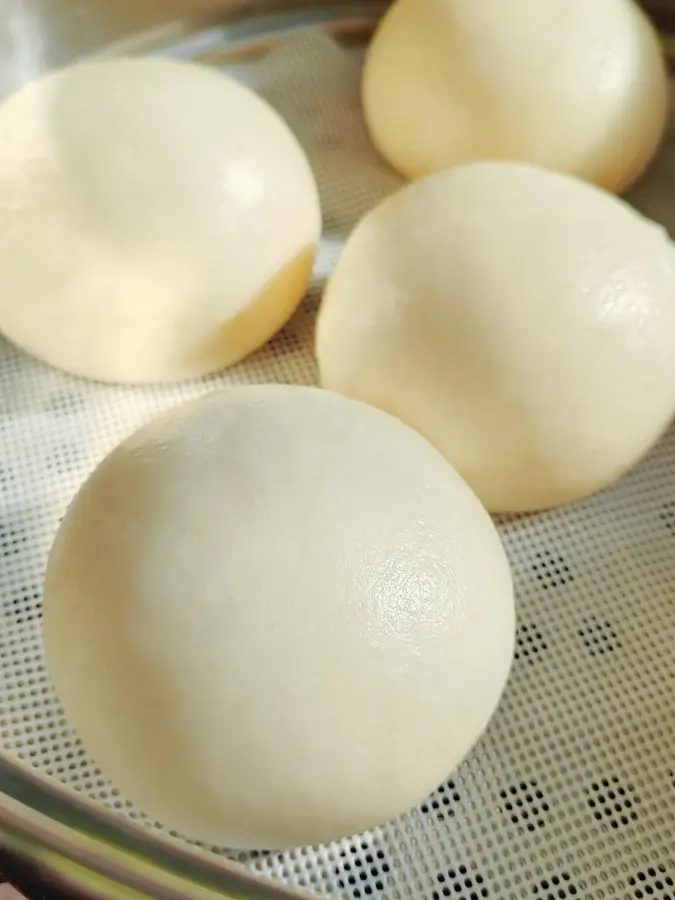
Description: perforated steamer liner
xmin=0 ymin=5 xmax=673 ymax=900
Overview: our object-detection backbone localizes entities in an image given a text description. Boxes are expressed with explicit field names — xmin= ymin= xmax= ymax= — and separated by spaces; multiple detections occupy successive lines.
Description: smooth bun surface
xmin=0 ymin=58 xmax=320 ymax=383
xmin=317 ymin=162 xmax=675 ymax=513
xmin=363 ymin=0 xmax=668 ymax=191
xmin=44 ymin=385 xmax=514 ymax=849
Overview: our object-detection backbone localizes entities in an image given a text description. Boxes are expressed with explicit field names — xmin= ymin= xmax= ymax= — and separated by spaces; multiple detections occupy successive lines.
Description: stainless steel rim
xmin=0 ymin=753 xmax=307 ymax=900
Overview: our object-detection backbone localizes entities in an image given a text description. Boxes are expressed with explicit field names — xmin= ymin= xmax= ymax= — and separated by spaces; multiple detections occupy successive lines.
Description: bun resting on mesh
xmin=316 ymin=162 xmax=675 ymax=513
xmin=362 ymin=0 xmax=668 ymax=191
xmin=0 ymin=57 xmax=321 ymax=383
xmin=43 ymin=385 xmax=514 ymax=849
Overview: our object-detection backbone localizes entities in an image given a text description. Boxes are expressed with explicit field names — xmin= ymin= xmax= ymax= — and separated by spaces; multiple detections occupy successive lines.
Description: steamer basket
xmin=0 ymin=3 xmax=673 ymax=900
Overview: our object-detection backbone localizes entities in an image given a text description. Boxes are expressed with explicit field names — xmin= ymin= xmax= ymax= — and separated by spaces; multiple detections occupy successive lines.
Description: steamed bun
xmin=43 ymin=386 xmax=514 ymax=849
xmin=317 ymin=163 xmax=675 ymax=513
xmin=362 ymin=0 xmax=668 ymax=191
xmin=0 ymin=58 xmax=321 ymax=383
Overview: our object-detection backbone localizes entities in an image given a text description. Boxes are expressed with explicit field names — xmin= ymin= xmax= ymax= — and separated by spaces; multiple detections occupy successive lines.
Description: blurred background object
xmin=2 ymin=0 xmax=228 ymax=96
xmin=2 ymin=0 xmax=673 ymax=102
xmin=642 ymin=0 xmax=675 ymax=32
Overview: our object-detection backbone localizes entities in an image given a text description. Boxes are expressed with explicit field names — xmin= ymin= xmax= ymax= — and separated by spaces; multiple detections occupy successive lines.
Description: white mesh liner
xmin=0 ymin=24 xmax=674 ymax=900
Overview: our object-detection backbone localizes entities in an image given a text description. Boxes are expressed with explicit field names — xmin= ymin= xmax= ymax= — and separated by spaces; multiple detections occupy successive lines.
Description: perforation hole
xmin=432 ymin=864 xmax=489 ymax=900
xmin=4 ymin=586 xmax=42 ymax=625
xmin=45 ymin=443 xmax=80 ymax=475
xmin=578 ymin=617 xmax=620 ymax=656
xmin=0 ymin=464 xmax=14 ymax=488
xmin=533 ymin=872 xmax=578 ymax=899
xmin=335 ymin=843 xmax=391 ymax=898
xmin=499 ymin=780 xmax=550 ymax=831
xmin=532 ymin=550 xmax=573 ymax=589
xmin=585 ymin=776 xmax=640 ymax=828
xmin=628 ymin=863 xmax=674 ymax=899
xmin=420 ymin=778 xmax=462 ymax=821
xmin=0 ymin=520 xmax=28 ymax=559
xmin=46 ymin=391 xmax=86 ymax=415
xmin=515 ymin=623 xmax=548 ymax=664
xmin=659 ymin=501 xmax=675 ymax=535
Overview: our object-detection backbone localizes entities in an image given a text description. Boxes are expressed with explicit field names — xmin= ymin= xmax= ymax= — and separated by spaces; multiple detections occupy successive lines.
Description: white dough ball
xmin=316 ymin=162 xmax=675 ymax=513
xmin=43 ymin=385 xmax=514 ymax=850
xmin=363 ymin=0 xmax=668 ymax=191
xmin=0 ymin=58 xmax=321 ymax=383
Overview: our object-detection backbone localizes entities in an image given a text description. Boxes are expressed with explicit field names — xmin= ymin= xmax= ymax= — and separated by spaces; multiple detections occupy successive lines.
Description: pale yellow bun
xmin=43 ymin=385 xmax=514 ymax=849
xmin=0 ymin=58 xmax=320 ymax=383
xmin=363 ymin=0 xmax=668 ymax=192
xmin=316 ymin=162 xmax=675 ymax=513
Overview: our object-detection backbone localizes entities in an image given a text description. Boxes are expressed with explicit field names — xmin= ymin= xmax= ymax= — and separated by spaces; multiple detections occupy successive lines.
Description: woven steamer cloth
xmin=0 ymin=24 xmax=673 ymax=900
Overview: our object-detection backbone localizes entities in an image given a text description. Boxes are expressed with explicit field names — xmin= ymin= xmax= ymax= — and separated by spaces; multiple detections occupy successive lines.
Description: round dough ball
xmin=362 ymin=0 xmax=668 ymax=191
xmin=43 ymin=385 xmax=514 ymax=849
xmin=0 ymin=58 xmax=321 ymax=383
xmin=316 ymin=162 xmax=675 ymax=514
